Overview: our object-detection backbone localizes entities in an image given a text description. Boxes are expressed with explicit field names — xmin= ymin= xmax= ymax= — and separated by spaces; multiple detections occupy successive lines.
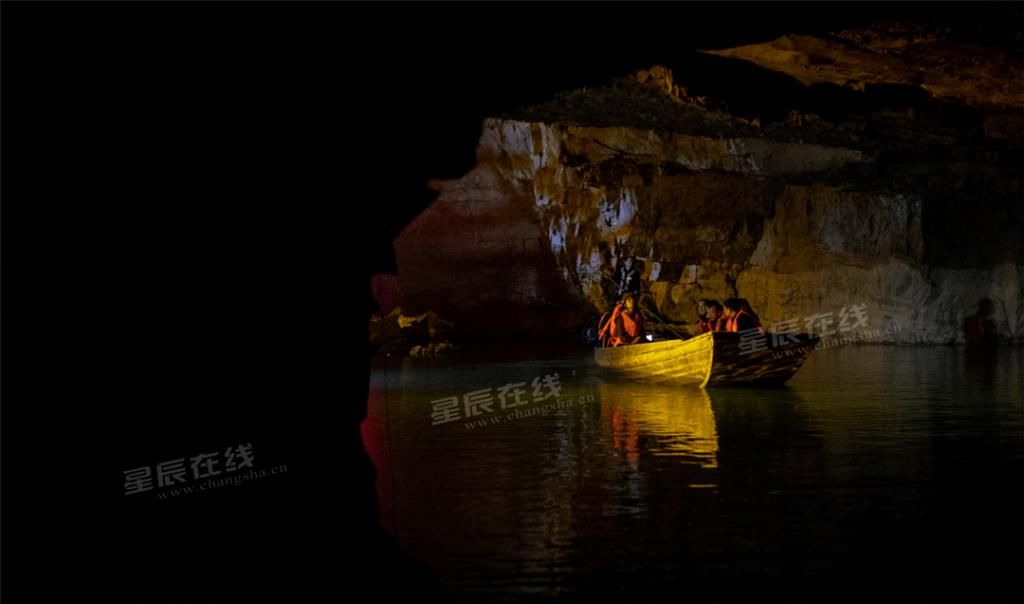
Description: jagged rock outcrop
xmin=393 ymin=167 xmax=584 ymax=339
xmin=369 ymin=308 xmax=457 ymax=356
xmin=396 ymin=24 xmax=1023 ymax=345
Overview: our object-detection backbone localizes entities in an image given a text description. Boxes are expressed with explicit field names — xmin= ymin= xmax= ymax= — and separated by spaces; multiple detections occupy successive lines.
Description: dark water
xmin=364 ymin=346 xmax=1023 ymax=603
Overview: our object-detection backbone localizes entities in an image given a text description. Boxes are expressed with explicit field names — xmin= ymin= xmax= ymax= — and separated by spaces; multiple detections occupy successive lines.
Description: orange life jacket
xmin=726 ymin=309 xmax=764 ymax=333
xmin=699 ymin=316 xmax=726 ymax=333
xmin=610 ymin=308 xmax=644 ymax=346
xmin=597 ymin=306 xmax=622 ymax=347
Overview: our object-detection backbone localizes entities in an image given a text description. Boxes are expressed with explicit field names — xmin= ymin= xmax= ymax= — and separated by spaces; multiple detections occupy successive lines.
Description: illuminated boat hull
xmin=593 ymin=331 xmax=818 ymax=387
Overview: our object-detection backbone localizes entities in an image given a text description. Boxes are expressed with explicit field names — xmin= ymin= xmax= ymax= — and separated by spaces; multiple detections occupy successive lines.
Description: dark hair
xmin=737 ymin=298 xmax=760 ymax=323
xmin=704 ymin=299 xmax=723 ymax=311
xmin=723 ymin=298 xmax=742 ymax=312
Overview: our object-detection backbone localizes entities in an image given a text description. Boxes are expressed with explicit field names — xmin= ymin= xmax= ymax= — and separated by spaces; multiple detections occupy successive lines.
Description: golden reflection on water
xmin=362 ymin=348 xmax=1024 ymax=602
xmin=597 ymin=379 xmax=719 ymax=469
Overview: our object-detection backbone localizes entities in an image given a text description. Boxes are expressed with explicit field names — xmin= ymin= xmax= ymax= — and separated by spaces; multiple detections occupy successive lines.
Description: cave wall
xmin=397 ymin=113 xmax=1022 ymax=343
xmin=396 ymin=24 xmax=1023 ymax=344
xmin=394 ymin=162 xmax=583 ymax=338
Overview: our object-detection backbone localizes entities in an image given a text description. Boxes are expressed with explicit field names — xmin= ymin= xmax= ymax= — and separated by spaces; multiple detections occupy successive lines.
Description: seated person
xmin=696 ymin=299 xmax=725 ymax=333
xmin=599 ymin=293 xmax=646 ymax=346
xmin=737 ymin=298 xmax=762 ymax=329
xmin=723 ymin=298 xmax=763 ymax=333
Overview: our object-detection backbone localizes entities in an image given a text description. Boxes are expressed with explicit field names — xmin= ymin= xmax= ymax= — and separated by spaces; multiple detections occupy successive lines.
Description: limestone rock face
xmin=396 ymin=27 xmax=1023 ymax=344
xmin=393 ymin=164 xmax=583 ymax=339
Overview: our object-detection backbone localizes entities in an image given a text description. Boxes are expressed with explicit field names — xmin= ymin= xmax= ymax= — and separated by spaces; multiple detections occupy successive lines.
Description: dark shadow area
xmin=3 ymin=3 xmax=1021 ymax=603
xmin=964 ymin=297 xmax=1001 ymax=351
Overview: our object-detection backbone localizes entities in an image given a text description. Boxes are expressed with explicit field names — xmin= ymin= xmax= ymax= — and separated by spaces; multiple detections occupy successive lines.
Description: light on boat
xmin=645 ymin=334 xmax=654 ymax=341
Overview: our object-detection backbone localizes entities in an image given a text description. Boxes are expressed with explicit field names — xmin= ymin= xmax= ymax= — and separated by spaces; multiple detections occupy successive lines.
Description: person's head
xmin=623 ymin=256 xmax=634 ymax=271
xmin=621 ymin=292 xmax=636 ymax=312
xmin=722 ymin=298 xmax=741 ymax=318
xmin=704 ymin=299 xmax=723 ymax=320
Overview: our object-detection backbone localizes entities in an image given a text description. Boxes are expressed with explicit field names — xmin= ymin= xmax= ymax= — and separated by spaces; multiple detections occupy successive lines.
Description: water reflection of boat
xmin=593 ymin=331 xmax=818 ymax=387
xmin=599 ymin=380 xmax=718 ymax=468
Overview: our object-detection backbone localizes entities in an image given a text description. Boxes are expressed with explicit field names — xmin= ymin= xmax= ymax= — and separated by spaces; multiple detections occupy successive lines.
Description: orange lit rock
xmin=396 ymin=52 xmax=1023 ymax=343
xmin=702 ymin=25 xmax=1024 ymax=111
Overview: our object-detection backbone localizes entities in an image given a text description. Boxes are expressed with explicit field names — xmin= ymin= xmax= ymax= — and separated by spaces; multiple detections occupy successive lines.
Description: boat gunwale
xmin=594 ymin=332 xmax=818 ymax=387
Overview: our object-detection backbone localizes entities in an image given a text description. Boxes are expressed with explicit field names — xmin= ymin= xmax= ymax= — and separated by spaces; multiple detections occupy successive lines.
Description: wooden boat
xmin=593 ymin=331 xmax=818 ymax=387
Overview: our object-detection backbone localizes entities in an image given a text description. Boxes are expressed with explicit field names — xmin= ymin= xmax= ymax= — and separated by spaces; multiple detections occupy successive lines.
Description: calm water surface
xmin=364 ymin=346 xmax=1023 ymax=602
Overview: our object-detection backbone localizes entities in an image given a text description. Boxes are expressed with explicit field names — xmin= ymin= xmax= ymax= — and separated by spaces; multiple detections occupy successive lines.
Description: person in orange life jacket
xmin=598 ymin=293 xmax=646 ymax=347
xmin=697 ymin=299 xmax=725 ymax=333
xmin=723 ymin=298 xmax=763 ymax=333
xmin=612 ymin=293 xmax=646 ymax=346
